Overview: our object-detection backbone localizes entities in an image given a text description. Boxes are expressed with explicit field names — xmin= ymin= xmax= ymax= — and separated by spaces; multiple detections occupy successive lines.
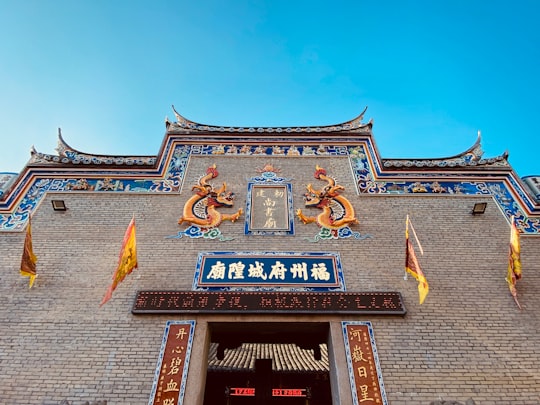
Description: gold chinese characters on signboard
xmin=250 ymin=185 xmax=290 ymax=231
xmin=344 ymin=322 xmax=386 ymax=404
xmin=150 ymin=322 xmax=195 ymax=405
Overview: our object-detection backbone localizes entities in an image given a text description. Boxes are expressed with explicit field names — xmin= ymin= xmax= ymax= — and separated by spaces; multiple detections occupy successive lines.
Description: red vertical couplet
xmin=151 ymin=322 xmax=194 ymax=405
xmin=345 ymin=324 xmax=384 ymax=404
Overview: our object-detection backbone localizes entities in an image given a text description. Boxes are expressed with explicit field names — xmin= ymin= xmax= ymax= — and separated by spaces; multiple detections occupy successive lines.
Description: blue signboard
xmin=193 ymin=252 xmax=345 ymax=291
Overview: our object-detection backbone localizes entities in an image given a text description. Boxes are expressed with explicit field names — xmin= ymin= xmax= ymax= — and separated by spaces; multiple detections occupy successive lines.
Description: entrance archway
xmin=203 ymin=322 xmax=332 ymax=405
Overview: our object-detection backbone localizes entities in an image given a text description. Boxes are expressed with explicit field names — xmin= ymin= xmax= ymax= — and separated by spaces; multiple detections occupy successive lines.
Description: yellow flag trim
xmin=20 ymin=219 xmax=38 ymax=288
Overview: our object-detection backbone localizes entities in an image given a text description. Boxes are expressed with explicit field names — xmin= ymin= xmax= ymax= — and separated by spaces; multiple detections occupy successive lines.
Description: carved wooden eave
xmin=28 ymin=129 xmax=157 ymax=167
xmin=166 ymin=105 xmax=373 ymax=138
xmin=381 ymin=133 xmax=510 ymax=171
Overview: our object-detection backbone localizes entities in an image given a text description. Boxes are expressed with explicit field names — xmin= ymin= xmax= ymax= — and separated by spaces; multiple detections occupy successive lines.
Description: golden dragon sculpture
xmin=296 ymin=165 xmax=358 ymax=229
xmin=178 ymin=164 xmax=243 ymax=228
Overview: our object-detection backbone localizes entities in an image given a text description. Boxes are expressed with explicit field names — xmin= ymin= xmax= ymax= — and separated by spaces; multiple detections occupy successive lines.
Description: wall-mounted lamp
xmin=51 ymin=200 xmax=67 ymax=211
xmin=471 ymin=202 xmax=487 ymax=215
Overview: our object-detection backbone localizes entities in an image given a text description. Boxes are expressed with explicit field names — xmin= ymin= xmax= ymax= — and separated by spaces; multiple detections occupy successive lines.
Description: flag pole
xmin=405 ymin=214 xmax=424 ymax=279
xmin=512 ymin=291 xmax=522 ymax=310
xmin=405 ymin=214 xmax=430 ymax=304
xmin=408 ymin=216 xmax=424 ymax=255
xmin=404 ymin=215 xmax=409 ymax=280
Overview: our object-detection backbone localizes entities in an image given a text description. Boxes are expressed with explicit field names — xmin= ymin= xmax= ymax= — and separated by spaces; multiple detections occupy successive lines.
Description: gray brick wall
xmin=0 ymin=155 xmax=538 ymax=404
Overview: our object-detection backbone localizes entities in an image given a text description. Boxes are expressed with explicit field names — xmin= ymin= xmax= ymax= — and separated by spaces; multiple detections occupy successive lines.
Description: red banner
xmin=150 ymin=321 xmax=195 ymax=405
xmin=344 ymin=323 xmax=386 ymax=404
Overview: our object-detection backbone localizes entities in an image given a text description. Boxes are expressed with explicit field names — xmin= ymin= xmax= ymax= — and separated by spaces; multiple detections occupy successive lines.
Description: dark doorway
xmin=203 ymin=322 xmax=332 ymax=405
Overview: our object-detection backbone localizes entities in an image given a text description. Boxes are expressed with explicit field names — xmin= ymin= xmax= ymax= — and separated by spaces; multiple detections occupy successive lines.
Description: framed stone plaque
xmin=245 ymin=166 xmax=295 ymax=235
xmin=249 ymin=185 xmax=290 ymax=231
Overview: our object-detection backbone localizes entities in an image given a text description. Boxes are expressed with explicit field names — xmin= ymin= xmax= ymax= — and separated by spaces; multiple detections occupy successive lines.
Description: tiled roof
xmin=208 ymin=343 xmax=329 ymax=373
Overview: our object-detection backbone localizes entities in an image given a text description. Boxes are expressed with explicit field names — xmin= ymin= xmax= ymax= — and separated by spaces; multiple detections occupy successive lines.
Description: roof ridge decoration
xmin=381 ymin=131 xmax=510 ymax=169
xmin=168 ymin=105 xmax=373 ymax=134
xmin=28 ymin=128 xmax=156 ymax=166
xmin=2 ymin=114 xmax=540 ymax=234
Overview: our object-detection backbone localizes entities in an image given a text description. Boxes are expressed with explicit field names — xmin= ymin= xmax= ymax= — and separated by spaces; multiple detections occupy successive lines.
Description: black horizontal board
xmin=132 ymin=291 xmax=406 ymax=315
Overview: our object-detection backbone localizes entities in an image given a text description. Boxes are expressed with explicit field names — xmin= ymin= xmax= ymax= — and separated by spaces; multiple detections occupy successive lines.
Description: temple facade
xmin=0 ymin=109 xmax=539 ymax=405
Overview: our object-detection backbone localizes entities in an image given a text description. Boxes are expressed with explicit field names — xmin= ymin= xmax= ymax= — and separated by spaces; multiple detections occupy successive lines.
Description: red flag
xmin=405 ymin=216 xmax=429 ymax=304
xmin=506 ymin=216 xmax=522 ymax=309
xmin=100 ymin=217 xmax=138 ymax=306
xmin=20 ymin=218 xmax=38 ymax=288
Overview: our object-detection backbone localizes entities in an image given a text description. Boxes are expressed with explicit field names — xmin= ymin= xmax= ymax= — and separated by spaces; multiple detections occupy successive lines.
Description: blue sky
xmin=1 ymin=0 xmax=539 ymax=177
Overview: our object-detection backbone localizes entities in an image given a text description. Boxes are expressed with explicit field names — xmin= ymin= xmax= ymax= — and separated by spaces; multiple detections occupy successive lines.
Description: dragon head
xmin=302 ymin=166 xmax=343 ymax=207
xmin=303 ymin=183 xmax=325 ymax=207
xmin=207 ymin=182 xmax=236 ymax=207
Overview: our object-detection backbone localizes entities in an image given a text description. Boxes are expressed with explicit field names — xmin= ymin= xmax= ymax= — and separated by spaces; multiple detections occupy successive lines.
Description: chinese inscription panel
xmin=149 ymin=320 xmax=195 ymax=405
xmin=194 ymin=251 xmax=344 ymax=290
xmin=343 ymin=321 xmax=387 ymax=405
xmin=132 ymin=291 xmax=406 ymax=315
xmin=246 ymin=183 xmax=294 ymax=235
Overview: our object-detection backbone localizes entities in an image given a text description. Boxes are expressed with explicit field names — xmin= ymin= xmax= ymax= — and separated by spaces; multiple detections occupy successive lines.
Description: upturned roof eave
xmin=380 ymin=132 xmax=510 ymax=170
xmin=165 ymin=105 xmax=373 ymax=135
